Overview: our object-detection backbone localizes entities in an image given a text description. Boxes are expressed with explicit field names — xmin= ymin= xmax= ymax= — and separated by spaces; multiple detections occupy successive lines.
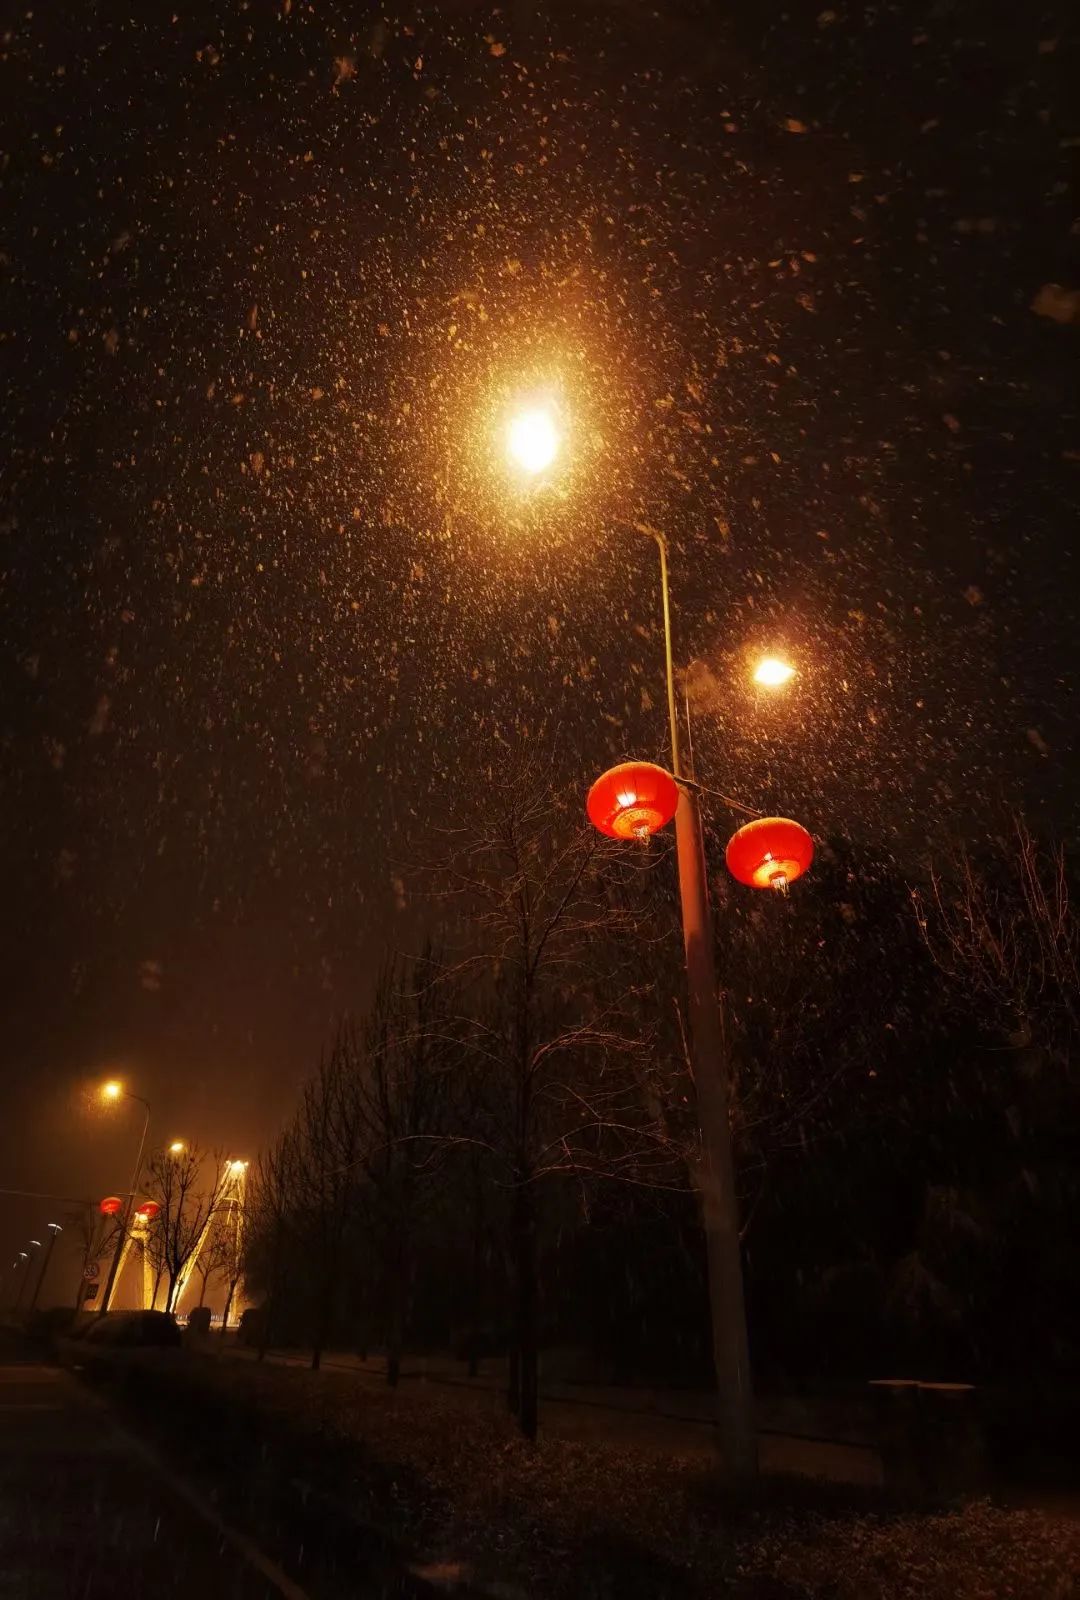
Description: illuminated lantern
xmin=134 ymin=1200 xmax=160 ymax=1221
xmin=99 ymin=1196 xmax=123 ymax=1217
xmin=587 ymin=761 xmax=680 ymax=841
xmin=726 ymin=817 xmax=814 ymax=891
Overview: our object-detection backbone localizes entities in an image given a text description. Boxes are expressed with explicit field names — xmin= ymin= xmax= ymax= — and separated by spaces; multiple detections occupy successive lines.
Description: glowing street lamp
xmin=101 ymin=1080 xmax=123 ymax=1102
xmin=506 ymin=403 xmax=560 ymax=475
xmin=753 ymin=656 xmax=796 ymax=688
xmin=168 ymin=1140 xmax=186 ymax=1156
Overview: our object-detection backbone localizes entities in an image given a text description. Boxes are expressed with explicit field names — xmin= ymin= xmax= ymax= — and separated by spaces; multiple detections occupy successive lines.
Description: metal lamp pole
xmin=28 ymin=1222 xmax=63 ymax=1315
xmin=13 ymin=1243 xmax=40 ymax=1314
xmin=640 ymin=524 xmax=757 ymax=1480
xmin=98 ymin=1094 xmax=151 ymax=1317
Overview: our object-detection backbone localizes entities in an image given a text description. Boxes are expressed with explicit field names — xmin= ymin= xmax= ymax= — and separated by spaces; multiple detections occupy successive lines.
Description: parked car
xmin=77 ymin=1311 xmax=182 ymax=1350
xmin=58 ymin=1309 xmax=183 ymax=1371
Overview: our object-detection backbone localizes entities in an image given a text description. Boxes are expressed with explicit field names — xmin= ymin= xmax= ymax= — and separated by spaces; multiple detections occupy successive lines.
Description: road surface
xmin=0 ymin=1334 xmax=301 ymax=1600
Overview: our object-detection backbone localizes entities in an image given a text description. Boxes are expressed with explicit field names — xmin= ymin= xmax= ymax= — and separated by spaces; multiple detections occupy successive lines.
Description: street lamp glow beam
xmin=506 ymin=406 xmax=560 ymax=475
xmin=753 ymin=656 xmax=796 ymax=689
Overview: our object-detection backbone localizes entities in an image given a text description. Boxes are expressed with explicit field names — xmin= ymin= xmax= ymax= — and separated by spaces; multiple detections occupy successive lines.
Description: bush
xmin=26 ymin=1305 xmax=79 ymax=1343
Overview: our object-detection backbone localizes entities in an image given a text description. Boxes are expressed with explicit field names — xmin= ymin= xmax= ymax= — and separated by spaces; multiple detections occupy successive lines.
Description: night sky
xmin=2 ymin=2 xmax=1076 ymax=1260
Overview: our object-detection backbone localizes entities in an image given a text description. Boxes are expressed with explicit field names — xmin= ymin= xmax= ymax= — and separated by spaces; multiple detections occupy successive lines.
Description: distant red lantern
xmin=726 ymin=817 xmax=814 ymax=891
xmin=134 ymin=1200 xmax=160 ymax=1221
xmin=99 ymin=1196 xmax=123 ymax=1217
xmin=587 ymin=761 xmax=680 ymax=841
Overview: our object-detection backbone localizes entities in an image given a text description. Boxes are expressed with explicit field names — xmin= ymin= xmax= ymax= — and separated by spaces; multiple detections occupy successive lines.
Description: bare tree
xmin=292 ymin=1033 xmax=365 ymax=1369
xmin=913 ymin=819 xmax=1080 ymax=1062
xmin=244 ymin=1127 xmax=301 ymax=1360
xmin=427 ymin=757 xmax=662 ymax=1439
xmin=72 ymin=1205 xmax=116 ymax=1312
xmin=215 ymin=1191 xmax=246 ymax=1335
xmin=352 ymin=946 xmax=459 ymax=1385
xmin=145 ymin=1143 xmax=229 ymax=1314
xmin=190 ymin=1237 xmax=220 ymax=1309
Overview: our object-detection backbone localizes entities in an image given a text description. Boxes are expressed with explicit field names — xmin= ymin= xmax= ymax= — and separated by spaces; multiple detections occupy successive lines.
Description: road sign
xmin=83 ymin=1262 xmax=100 ymax=1281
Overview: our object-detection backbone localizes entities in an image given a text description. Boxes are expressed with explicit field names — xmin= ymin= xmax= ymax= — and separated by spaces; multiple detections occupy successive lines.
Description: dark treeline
xmin=243 ymin=766 xmax=1080 ymax=1433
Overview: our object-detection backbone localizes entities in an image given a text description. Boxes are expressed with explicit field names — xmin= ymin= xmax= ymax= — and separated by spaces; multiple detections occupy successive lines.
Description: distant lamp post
xmin=726 ymin=817 xmax=814 ymax=893
xmin=586 ymin=762 xmax=680 ymax=841
xmin=13 ymin=1239 xmax=41 ymax=1313
xmin=28 ymin=1222 xmax=63 ymax=1315
xmin=506 ymin=403 xmax=560 ymax=476
xmin=99 ymin=1195 xmax=124 ymax=1217
xmin=752 ymin=656 xmax=796 ymax=689
xmin=97 ymin=1080 xmax=151 ymax=1316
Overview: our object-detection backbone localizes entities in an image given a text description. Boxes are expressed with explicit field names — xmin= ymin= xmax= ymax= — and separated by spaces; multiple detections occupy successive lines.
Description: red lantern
xmin=587 ymin=761 xmax=679 ymax=841
xmin=134 ymin=1200 xmax=160 ymax=1221
xmin=99 ymin=1196 xmax=123 ymax=1217
xmin=726 ymin=817 xmax=814 ymax=891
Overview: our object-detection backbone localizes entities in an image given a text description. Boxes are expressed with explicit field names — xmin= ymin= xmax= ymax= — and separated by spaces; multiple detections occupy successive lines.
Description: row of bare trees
xmin=242 ymin=762 xmax=1080 ymax=1437
xmin=244 ymin=763 xmax=684 ymax=1436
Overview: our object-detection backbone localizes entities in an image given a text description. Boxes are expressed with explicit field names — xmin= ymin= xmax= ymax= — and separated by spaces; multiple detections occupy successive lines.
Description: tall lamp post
xmin=27 ymin=1222 xmax=63 ymax=1315
xmin=626 ymin=522 xmax=756 ymax=1479
xmin=505 ymin=413 xmax=760 ymax=1478
xmin=97 ymin=1081 xmax=151 ymax=1317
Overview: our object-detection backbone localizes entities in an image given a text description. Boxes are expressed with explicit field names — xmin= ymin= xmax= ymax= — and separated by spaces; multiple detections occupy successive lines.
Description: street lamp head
xmin=229 ymin=1158 xmax=248 ymax=1174
xmin=753 ymin=656 xmax=796 ymax=689
xmin=101 ymin=1079 xmax=123 ymax=1102
xmin=46 ymin=1223 xmax=63 ymax=1235
xmin=168 ymin=1140 xmax=185 ymax=1155
xmin=28 ymin=1240 xmax=41 ymax=1250
xmin=506 ymin=404 xmax=560 ymax=476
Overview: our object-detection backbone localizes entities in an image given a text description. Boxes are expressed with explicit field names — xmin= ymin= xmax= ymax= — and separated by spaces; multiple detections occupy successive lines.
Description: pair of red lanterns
xmin=586 ymin=761 xmax=813 ymax=891
xmin=99 ymin=1195 xmax=160 ymax=1221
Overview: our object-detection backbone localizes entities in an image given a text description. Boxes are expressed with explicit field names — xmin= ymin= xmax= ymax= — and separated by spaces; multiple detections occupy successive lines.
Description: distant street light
xmin=168 ymin=1140 xmax=185 ymax=1155
xmin=506 ymin=403 xmax=560 ymax=476
xmin=97 ymin=1079 xmax=151 ymax=1317
xmin=753 ymin=656 xmax=796 ymax=688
